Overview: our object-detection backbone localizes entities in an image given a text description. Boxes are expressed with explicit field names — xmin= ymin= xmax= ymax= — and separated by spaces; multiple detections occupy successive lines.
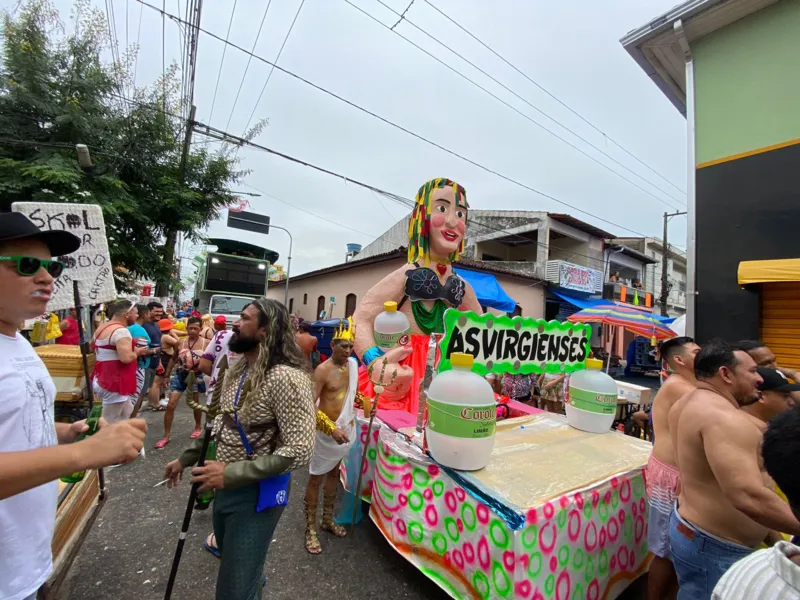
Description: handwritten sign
xmin=438 ymin=310 xmax=591 ymax=376
xmin=12 ymin=202 xmax=117 ymax=311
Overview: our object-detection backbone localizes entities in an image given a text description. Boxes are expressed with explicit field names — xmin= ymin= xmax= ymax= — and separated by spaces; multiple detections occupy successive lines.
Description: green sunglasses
xmin=0 ymin=255 xmax=66 ymax=278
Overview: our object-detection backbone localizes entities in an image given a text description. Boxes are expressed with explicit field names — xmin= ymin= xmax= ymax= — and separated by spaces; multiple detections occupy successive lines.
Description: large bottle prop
xmin=373 ymin=301 xmax=411 ymax=349
xmin=426 ymin=352 xmax=496 ymax=470
xmin=565 ymin=358 xmax=618 ymax=433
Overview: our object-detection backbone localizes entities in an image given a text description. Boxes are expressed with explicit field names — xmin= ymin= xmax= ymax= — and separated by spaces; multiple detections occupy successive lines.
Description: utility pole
xmin=660 ymin=210 xmax=687 ymax=316
xmin=156 ymin=0 xmax=202 ymax=298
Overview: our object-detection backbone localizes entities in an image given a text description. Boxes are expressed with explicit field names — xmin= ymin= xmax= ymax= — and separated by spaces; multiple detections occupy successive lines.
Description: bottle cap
xmin=384 ymin=301 xmax=398 ymax=312
xmin=450 ymin=352 xmax=474 ymax=369
xmin=585 ymin=358 xmax=603 ymax=369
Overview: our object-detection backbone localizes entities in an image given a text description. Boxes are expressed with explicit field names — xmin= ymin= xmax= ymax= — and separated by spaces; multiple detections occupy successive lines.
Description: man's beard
xmin=229 ymin=329 xmax=260 ymax=353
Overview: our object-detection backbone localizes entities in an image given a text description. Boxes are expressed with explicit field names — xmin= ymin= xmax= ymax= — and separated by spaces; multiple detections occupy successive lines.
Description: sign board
xmin=227 ymin=210 xmax=270 ymax=235
xmin=559 ymin=262 xmax=597 ymax=294
xmin=438 ymin=310 xmax=591 ymax=376
xmin=12 ymin=202 xmax=116 ymax=311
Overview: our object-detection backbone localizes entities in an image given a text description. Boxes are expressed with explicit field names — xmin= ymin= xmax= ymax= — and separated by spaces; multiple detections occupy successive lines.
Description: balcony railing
xmin=603 ymin=282 xmax=654 ymax=309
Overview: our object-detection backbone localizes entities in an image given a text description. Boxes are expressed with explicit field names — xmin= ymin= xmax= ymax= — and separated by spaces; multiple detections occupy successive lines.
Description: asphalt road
xmin=57 ymin=400 xmax=645 ymax=600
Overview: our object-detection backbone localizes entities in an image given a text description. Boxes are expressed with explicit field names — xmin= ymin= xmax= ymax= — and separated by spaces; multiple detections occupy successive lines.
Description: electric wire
xmin=241 ymin=0 xmax=306 ymax=136
xmin=208 ymin=0 xmax=238 ymax=124
xmin=223 ymin=0 xmax=273 ymax=132
xmin=390 ymin=0 xmax=414 ymax=31
xmin=133 ymin=0 xmax=654 ymax=238
xmin=352 ymin=0 xmax=685 ymax=211
xmin=422 ymin=0 xmax=686 ymax=197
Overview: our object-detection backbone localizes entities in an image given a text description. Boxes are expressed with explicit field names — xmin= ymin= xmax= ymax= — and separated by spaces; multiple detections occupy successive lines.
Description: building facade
xmin=623 ymin=0 xmax=800 ymax=368
xmin=616 ymin=237 xmax=687 ymax=317
xmin=266 ymin=248 xmax=547 ymax=322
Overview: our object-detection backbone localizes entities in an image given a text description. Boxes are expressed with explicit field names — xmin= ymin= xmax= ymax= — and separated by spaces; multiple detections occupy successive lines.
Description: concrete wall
xmin=356 ymin=216 xmax=410 ymax=259
xmin=693 ymin=0 xmax=800 ymax=165
xmin=267 ymin=257 xmax=406 ymax=320
xmin=475 ymin=240 xmax=538 ymax=262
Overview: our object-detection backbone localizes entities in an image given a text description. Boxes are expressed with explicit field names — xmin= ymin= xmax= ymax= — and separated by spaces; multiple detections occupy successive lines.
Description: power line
xmin=207 ymin=0 xmax=237 ymax=124
xmin=133 ymin=0 xmax=143 ymax=87
xmin=422 ymin=0 xmax=686 ymax=198
xmin=134 ymin=0 xmax=654 ymax=238
xmin=242 ymin=0 xmax=306 ymax=136
xmin=391 ymin=0 xmax=415 ymax=31
xmin=351 ymin=0 xmax=685 ymax=212
xmin=224 ymin=0 xmax=273 ymax=132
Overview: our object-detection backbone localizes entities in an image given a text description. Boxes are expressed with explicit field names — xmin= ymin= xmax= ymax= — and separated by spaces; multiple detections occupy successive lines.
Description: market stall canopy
xmin=454 ymin=268 xmax=517 ymax=313
xmin=738 ymin=258 xmax=800 ymax=284
xmin=567 ymin=304 xmax=676 ymax=341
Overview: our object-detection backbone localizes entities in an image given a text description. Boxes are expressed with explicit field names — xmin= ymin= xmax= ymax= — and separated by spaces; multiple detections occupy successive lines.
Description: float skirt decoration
xmin=347 ymin=412 xmax=652 ymax=600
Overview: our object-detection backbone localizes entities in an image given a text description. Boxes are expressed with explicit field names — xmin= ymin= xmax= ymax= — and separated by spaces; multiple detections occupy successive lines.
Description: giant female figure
xmin=353 ymin=178 xmax=482 ymax=415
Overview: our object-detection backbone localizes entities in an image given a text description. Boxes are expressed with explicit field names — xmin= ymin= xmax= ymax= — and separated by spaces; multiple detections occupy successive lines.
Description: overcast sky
xmin=15 ymin=0 xmax=688 ymax=278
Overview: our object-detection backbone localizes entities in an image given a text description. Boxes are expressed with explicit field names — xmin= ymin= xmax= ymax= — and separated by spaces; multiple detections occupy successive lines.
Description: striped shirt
xmin=712 ymin=541 xmax=800 ymax=600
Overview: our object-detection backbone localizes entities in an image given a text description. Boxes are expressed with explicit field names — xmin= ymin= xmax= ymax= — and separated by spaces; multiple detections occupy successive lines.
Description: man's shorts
xmin=645 ymin=453 xmax=681 ymax=559
xmin=169 ymin=370 xmax=206 ymax=394
xmin=140 ymin=367 xmax=156 ymax=397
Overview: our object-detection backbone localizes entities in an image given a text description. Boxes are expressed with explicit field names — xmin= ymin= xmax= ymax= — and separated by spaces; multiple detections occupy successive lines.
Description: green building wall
xmin=693 ymin=0 xmax=800 ymax=166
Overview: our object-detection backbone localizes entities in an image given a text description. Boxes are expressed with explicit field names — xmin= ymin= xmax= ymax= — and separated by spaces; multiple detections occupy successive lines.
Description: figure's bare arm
xmin=353 ymin=266 xmax=410 ymax=358
xmin=704 ymin=414 xmax=800 ymax=536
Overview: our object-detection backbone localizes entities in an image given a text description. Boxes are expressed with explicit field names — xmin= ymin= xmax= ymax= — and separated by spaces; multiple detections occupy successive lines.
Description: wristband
xmin=316 ymin=410 xmax=337 ymax=436
xmin=361 ymin=345 xmax=385 ymax=366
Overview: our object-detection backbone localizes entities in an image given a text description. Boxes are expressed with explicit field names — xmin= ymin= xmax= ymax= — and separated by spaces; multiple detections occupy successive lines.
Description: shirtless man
xmin=668 ymin=340 xmax=800 ymax=598
xmin=304 ymin=318 xmax=371 ymax=554
xmin=155 ymin=316 xmax=208 ymax=448
xmin=296 ymin=321 xmax=318 ymax=367
xmin=645 ymin=336 xmax=700 ymax=600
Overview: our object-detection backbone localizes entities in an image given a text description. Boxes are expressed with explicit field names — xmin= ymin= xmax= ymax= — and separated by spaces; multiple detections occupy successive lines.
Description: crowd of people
xmin=1 ymin=212 xmax=799 ymax=600
xmin=645 ymin=336 xmax=800 ymax=600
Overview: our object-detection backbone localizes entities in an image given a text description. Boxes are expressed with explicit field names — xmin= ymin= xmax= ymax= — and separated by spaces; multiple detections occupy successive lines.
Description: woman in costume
xmin=353 ymin=178 xmax=482 ymax=415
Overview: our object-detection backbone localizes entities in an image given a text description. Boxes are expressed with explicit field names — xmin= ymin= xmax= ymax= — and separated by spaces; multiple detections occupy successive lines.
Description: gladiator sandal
xmin=320 ymin=492 xmax=347 ymax=538
xmin=304 ymin=500 xmax=322 ymax=555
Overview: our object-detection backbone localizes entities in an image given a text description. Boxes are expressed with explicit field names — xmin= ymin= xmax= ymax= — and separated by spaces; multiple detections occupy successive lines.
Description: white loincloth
xmin=309 ymin=357 xmax=358 ymax=476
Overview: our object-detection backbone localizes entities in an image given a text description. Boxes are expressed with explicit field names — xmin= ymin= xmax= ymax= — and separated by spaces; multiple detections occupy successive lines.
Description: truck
xmin=192 ymin=238 xmax=279 ymax=326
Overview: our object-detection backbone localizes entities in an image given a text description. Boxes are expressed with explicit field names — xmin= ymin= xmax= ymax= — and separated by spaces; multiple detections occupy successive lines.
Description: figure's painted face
xmin=428 ymin=186 xmax=468 ymax=259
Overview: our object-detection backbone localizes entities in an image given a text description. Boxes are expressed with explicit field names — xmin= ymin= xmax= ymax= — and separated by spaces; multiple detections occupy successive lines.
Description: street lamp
xmin=268 ymin=225 xmax=293 ymax=307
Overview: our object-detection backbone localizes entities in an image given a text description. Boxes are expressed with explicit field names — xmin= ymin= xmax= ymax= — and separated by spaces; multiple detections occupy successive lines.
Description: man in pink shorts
xmin=645 ymin=336 xmax=700 ymax=600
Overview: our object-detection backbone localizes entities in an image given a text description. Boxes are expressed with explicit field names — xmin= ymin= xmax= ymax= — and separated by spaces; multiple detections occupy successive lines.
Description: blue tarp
xmin=454 ymin=268 xmax=517 ymax=313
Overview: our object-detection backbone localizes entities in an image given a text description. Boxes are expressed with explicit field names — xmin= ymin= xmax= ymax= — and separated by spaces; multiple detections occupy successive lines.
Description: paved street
xmin=58 ymin=400 xmax=645 ymax=600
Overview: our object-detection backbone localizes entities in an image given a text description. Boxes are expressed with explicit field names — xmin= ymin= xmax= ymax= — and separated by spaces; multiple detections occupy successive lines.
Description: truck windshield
xmin=210 ymin=296 xmax=253 ymax=315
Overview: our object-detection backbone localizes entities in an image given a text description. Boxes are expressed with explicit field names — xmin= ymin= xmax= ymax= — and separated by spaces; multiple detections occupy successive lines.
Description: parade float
xmin=344 ymin=178 xmax=653 ymax=600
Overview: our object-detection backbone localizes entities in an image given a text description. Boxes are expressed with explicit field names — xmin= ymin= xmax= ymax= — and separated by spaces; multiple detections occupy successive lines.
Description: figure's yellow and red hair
xmin=407 ymin=178 xmax=468 ymax=266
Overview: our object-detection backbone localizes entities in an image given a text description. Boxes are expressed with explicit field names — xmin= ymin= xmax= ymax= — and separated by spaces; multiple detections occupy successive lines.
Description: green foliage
xmin=0 ymin=0 xmax=249 ymax=293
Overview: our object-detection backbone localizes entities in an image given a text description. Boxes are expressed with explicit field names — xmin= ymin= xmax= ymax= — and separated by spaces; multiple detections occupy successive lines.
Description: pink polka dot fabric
xmin=343 ymin=416 xmax=649 ymax=599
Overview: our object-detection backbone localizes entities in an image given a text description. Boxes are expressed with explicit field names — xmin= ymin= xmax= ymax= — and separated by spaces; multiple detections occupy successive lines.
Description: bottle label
xmin=566 ymin=386 xmax=617 ymax=415
xmin=427 ymin=397 xmax=496 ymax=439
xmin=373 ymin=328 xmax=411 ymax=349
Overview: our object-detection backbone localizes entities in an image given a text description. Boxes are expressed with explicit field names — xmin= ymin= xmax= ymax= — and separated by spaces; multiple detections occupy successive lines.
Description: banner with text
xmin=12 ymin=202 xmax=117 ymax=311
xmin=438 ymin=310 xmax=591 ymax=376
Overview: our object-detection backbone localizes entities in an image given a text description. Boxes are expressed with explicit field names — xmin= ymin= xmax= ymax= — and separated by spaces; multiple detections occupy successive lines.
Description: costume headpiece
xmin=407 ymin=178 xmax=468 ymax=266
xmin=333 ymin=317 xmax=356 ymax=343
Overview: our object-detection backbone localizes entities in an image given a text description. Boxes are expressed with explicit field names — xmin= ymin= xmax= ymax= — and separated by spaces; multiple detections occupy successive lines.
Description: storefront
xmin=739 ymin=259 xmax=800 ymax=371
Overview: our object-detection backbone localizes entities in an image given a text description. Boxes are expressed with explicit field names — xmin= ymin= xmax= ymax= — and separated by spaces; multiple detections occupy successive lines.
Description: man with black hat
xmin=0 ymin=213 xmax=147 ymax=600
xmin=742 ymin=367 xmax=798 ymax=425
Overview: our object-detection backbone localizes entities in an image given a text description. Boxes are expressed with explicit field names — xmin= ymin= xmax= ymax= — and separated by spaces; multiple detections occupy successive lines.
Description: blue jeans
xmin=669 ymin=508 xmax=753 ymax=600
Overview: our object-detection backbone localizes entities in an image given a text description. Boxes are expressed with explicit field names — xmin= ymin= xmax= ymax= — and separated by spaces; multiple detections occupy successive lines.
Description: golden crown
xmin=333 ymin=317 xmax=356 ymax=343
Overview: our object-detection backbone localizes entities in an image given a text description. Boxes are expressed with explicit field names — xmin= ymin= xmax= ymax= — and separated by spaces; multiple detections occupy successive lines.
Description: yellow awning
xmin=738 ymin=258 xmax=800 ymax=285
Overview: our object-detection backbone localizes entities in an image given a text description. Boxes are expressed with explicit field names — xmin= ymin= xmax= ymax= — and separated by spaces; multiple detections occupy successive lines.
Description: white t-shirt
xmin=202 ymin=330 xmax=236 ymax=401
xmin=0 ymin=333 xmax=58 ymax=600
